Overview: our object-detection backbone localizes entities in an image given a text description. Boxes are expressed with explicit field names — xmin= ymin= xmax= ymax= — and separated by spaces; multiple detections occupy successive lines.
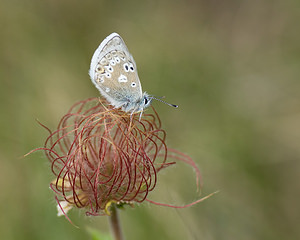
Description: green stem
xmin=109 ymin=204 xmax=124 ymax=240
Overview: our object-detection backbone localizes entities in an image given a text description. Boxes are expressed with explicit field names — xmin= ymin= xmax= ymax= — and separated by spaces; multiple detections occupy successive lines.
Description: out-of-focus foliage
xmin=1 ymin=0 xmax=299 ymax=239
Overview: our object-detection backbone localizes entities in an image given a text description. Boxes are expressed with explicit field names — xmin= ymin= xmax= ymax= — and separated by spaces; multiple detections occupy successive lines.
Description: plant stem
xmin=109 ymin=204 xmax=124 ymax=240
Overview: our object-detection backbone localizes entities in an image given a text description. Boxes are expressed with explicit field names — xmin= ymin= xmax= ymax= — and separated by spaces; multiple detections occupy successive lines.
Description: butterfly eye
xmin=123 ymin=63 xmax=130 ymax=72
xmin=115 ymin=57 xmax=120 ymax=63
xmin=144 ymin=98 xmax=148 ymax=105
xmin=131 ymin=82 xmax=137 ymax=88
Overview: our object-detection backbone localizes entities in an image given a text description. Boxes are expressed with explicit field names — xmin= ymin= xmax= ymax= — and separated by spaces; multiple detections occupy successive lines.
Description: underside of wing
xmin=89 ymin=33 xmax=143 ymax=110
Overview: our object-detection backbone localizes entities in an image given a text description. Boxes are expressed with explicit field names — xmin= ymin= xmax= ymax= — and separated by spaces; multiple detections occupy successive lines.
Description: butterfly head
xmin=126 ymin=92 xmax=178 ymax=113
xmin=121 ymin=92 xmax=153 ymax=113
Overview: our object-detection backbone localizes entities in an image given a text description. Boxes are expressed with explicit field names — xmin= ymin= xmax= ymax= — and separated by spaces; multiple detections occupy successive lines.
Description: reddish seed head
xmin=42 ymin=98 xmax=177 ymax=216
xmin=26 ymin=98 xmax=210 ymax=219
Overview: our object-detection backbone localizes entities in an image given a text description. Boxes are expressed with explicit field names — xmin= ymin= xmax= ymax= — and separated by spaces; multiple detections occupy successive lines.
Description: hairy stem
xmin=109 ymin=204 xmax=124 ymax=240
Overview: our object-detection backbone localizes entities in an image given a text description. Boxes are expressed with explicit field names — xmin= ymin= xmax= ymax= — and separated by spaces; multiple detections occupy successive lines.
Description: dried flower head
xmin=28 ymin=98 xmax=212 ymax=219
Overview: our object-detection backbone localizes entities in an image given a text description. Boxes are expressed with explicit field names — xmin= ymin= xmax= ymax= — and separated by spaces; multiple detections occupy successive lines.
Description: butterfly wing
xmin=89 ymin=33 xmax=143 ymax=111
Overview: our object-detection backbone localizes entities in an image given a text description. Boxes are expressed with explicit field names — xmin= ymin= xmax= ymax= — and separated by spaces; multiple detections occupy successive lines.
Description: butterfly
xmin=89 ymin=33 xmax=177 ymax=117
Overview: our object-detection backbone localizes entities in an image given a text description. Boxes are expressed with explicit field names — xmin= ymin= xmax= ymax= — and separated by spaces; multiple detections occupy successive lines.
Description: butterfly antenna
xmin=151 ymin=96 xmax=178 ymax=108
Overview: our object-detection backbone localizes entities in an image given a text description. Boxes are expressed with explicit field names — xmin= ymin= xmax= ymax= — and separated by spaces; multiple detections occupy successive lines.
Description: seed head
xmin=42 ymin=98 xmax=178 ymax=216
xmin=27 ymin=98 xmax=209 ymax=219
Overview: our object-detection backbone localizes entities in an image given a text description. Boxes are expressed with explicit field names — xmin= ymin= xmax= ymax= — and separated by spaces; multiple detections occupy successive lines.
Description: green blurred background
xmin=1 ymin=0 xmax=300 ymax=239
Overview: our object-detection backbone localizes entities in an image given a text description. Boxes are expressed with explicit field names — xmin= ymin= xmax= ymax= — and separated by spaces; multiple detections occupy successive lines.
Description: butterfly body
xmin=89 ymin=33 xmax=152 ymax=113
